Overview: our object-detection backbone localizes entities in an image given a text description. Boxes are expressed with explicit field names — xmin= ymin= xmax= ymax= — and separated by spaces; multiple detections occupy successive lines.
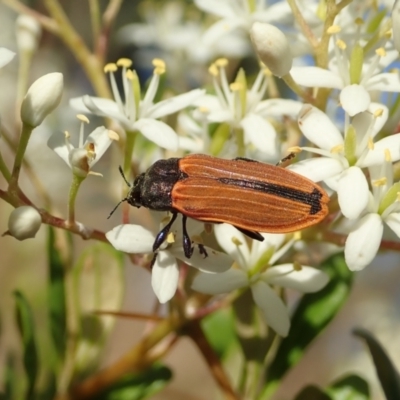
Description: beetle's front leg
xmin=153 ymin=212 xmax=178 ymax=252
xmin=181 ymin=215 xmax=194 ymax=258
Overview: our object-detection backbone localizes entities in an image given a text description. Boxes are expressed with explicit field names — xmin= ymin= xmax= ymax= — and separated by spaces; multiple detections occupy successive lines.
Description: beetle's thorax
xmin=127 ymin=158 xmax=185 ymax=211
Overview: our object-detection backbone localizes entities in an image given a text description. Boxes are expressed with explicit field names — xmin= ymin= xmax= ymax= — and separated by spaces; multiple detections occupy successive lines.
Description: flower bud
xmin=392 ymin=0 xmax=400 ymax=53
xmin=7 ymin=206 xmax=42 ymax=240
xmin=16 ymin=15 xmax=41 ymax=53
xmin=21 ymin=72 xmax=63 ymax=127
xmin=250 ymin=22 xmax=292 ymax=77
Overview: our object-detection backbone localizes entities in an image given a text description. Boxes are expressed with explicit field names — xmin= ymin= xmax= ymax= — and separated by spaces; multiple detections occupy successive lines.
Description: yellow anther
xmin=372 ymin=177 xmax=387 ymax=186
xmin=293 ymin=231 xmax=302 ymax=241
xmin=354 ymin=17 xmax=364 ymax=25
xmin=384 ymin=148 xmax=392 ymax=162
xmin=327 ymin=25 xmax=341 ymax=34
xmin=374 ymin=108 xmax=384 ymax=118
xmin=152 ymin=58 xmax=166 ymax=69
xmin=126 ymin=69 xmax=134 ymax=80
xmin=397 ymin=192 xmax=400 ymax=202
xmin=104 ymin=63 xmax=117 ymax=73
xmin=368 ymin=136 xmax=374 ymax=150
xmin=154 ymin=65 xmax=166 ymax=75
xmin=77 ymin=114 xmax=89 ymax=124
xmin=166 ymin=231 xmax=175 ymax=244
xmin=208 ymin=63 xmax=219 ymax=77
xmin=108 ymin=130 xmax=120 ymax=141
xmin=231 ymin=236 xmax=243 ymax=246
xmin=330 ymin=144 xmax=344 ymax=153
xmin=230 ymin=82 xmax=243 ymax=91
xmin=215 ymin=58 xmax=228 ymax=67
xmin=198 ymin=106 xmax=209 ymax=114
xmin=376 ymin=47 xmax=386 ymax=57
xmin=336 ymin=39 xmax=347 ymax=50
xmin=117 ymin=58 xmax=132 ymax=68
xmin=64 ymin=130 xmax=70 ymax=139
xmin=385 ymin=29 xmax=392 ymax=39
xmin=288 ymin=146 xmax=302 ymax=154
xmin=262 ymin=67 xmax=272 ymax=76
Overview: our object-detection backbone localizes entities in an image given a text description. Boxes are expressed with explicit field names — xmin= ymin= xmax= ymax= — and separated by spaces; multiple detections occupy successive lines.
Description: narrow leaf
xmin=353 ymin=328 xmax=400 ymax=400
xmin=295 ymin=385 xmax=332 ymax=400
xmin=14 ymin=290 xmax=39 ymax=399
xmin=327 ymin=374 xmax=369 ymax=400
xmin=261 ymin=253 xmax=353 ymax=398
xmin=47 ymin=227 xmax=67 ymax=358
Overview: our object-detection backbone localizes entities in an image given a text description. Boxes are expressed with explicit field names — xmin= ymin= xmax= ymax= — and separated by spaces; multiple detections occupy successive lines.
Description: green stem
xmin=0 ymin=150 xmax=11 ymax=183
xmin=88 ymin=0 xmax=101 ymax=45
xmin=9 ymin=122 xmax=34 ymax=190
xmin=123 ymin=131 xmax=137 ymax=179
xmin=67 ymin=175 xmax=84 ymax=226
xmin=235 ymin=127 xmax=245 ymax=157
xmin=281 ymin=73 xmax=314 ymax=103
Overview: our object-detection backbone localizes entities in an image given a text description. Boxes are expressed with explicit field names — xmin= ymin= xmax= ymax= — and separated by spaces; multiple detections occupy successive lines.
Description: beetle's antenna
xmin=107 ymin=166 xmax=131 ymax=219
xmin=118 ymin=166 xmax=131 ymax=187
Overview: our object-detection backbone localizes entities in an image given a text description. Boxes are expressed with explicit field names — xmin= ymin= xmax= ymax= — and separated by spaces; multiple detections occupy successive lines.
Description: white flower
xmin=291 ymin=25 xmax=400 ymax=115
xmin=70 ymin=58 xmax=204 ymax=151
xmin=7 ymin=206 xmax=42 ymax=240
xmin=345 ymin=158 xmax=400 ymax=270
xmin=48 ymin=114 xmax=119 ymax=178
xmin=16 ymin=14 xmax=41 ymax=53
xmin=194 ymin=0 xmax=292 ymax=45
xmin=196 ymin=59 xmax=302 ymax=158
xmin=106 ymin=215 xmax=233 ymax=303
xmin=291 ymin=103 xmax=400 ymax=220
xmin=20 ymin=72 xmax=63 ymax=127
xmin=0 ymin=47 xmax=16 ymax=69
xmin=192 ymin=224 xmax=329 ymax=336
xmin=393 ymin=0 xmax=400 ymax=53
xmin=250 ymin=22 xmax=292 ymax=77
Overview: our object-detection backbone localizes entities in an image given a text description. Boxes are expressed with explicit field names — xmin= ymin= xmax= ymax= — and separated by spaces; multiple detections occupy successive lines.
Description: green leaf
xmin=47 ymin=227 xmax=67 ymax=358
xmin=201 ymin=308 xmax=237 ymax=359
xmin=327 ymin=374 xmax=369 ymax=400
xmin=97 ymin=364 xmax=172 ymax=400
xmin=3 ymin=354 xmax=18 ymax=400
xmin=294 ymin=385 xmax=332 ymax=400
xmin=260 ymin=253 xmax=353 ymax=398
xmin=353 ymin=328 xmax=400 ymax=400
xmin=73 ymin=243 xmax=124 ymax=375
xmin=14 ymin=290 xmax=39 ymax=399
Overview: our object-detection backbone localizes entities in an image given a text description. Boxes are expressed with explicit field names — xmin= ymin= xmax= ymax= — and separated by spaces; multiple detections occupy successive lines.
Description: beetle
xmin=109 ymin=154 xmax=329 ymax=259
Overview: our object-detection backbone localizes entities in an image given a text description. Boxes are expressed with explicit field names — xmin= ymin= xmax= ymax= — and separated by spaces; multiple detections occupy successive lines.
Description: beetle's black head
xmin=126 ymin=173 xmax=145 ymax=208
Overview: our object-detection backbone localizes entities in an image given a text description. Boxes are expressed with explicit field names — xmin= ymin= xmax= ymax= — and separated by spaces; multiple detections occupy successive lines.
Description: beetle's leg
xmin=198 ymin=244 xmax=208 ymax=258
xmin=234 ymin=157 xmax=259 ymax=163
xmin=153 ymin=212 xmax=178 ymax=252
xmin=276 ymin=152 xmax=295 ymax=166
xmin=182 ymin=215 xmax=194 ymax=258
xmin=235 ymin=226 xmax=264 ymax=241
xmin=149 ymin=252 xmax=158 ymax=269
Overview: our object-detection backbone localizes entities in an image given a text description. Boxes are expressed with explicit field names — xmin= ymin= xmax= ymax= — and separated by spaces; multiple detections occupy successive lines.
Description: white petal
xmin=214 ymin=224 xmax=250 ymax=267
xmin=194 ymin=0 xmax=236 ymax=18
xmin=106 ymin=224 xmax=154 ymax=253
xmin=340 ymin=85 xmax=370 ymax=116
xmin=133 ymin=118 xmax=178 ymax=150
xmin=0 ymin=47 xmax=15 ymax=68
xmin=171 ymin=246 xmax=233 ymax=273
xmin=262 ymin=264 xmax=329 ymax=292
xmin=393 ymin=0 xmax=400 ymax=53
xmin=365 ymin=73 xmax=400 ymax=92
xmin=202 ymin=18 xmax=244 ymax=44
xmin=359 ymin=134 xmax=400 ymax=167
xmin=385 ymin=213 xmax=400 ymax=238
xmin=256 ymin=99 xmax=303 ymax=118
xmin=291 ymin=66 xmax=343 ymax=89
xmin=47 ymin=132 xmax=72 ymax=167
xmin=337 ymin=167 xmax=369 ymax=219
xmin=298 ymin=104 xmax=344 ymax=150
xmin=251 ymin=281 xmax=290 ymax=337
xmin=241 ymin=113 xmax=277 ymax=156
xmin=288 ymin=157 xmax=344 ymax=182
xmin=191 ymin=269 xmax=247 ymax=294
xmin=85 ymin=126 xmax=114 ymax=166
xmin=178 ymin=136 xmax=204 ymax=152
xmin=152 ymin=251 xmax=179 ymax=303
xmin=148 ymin=89 xmax=205 ymax=119
xmin=345 ymin=213 xmax=383 ymax=271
